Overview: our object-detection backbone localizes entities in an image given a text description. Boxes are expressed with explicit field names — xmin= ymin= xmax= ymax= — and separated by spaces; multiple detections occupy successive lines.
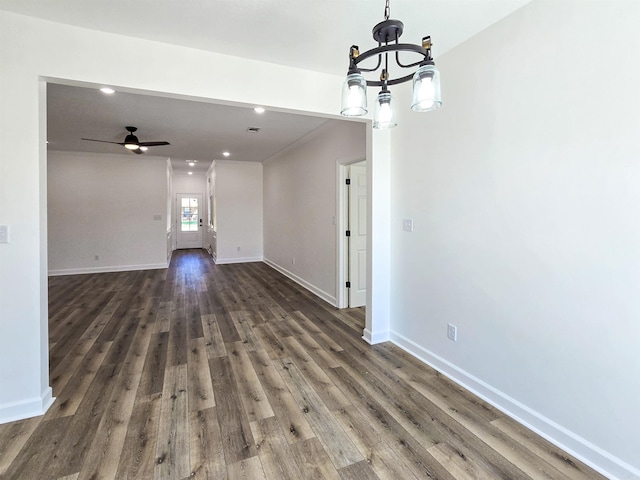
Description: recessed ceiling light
xmin=222 ymin=151 xmax=230 ymax=157
xmin=100 ymin=87 xmax=115 ymax=94
xmin=254 ymin=107 xmax=265 ymax=114
xmin=188 ymin=172 xmax=193 ymax=175
xmin=188 ymin=161 xmax=195 ymax=166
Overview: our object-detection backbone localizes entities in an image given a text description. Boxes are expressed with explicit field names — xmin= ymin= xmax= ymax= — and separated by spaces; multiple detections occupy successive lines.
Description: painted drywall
xmin=172 ymin=172 xmax=208 ymax=250
xmin=0 ymin=11 xmax=390 ymax=426
xmin=389 ymin=1 xmax=640 ymax=478
xmin=263 ymin=121 xmax=366 ymax=305
xmin=214 ymin=161 xmax=263 ymax=264
xmin=47 ymin=151 xmax=168 ymax=274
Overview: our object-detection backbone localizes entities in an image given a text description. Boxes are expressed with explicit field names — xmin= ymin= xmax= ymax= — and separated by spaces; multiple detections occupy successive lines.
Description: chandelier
xmin=340 ymin=0 xmax=442 ymax=128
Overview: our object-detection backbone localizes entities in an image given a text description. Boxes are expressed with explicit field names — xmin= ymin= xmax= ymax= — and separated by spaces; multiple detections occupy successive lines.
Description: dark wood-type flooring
xmin=0 ymin=249 xmax=605 ymax=479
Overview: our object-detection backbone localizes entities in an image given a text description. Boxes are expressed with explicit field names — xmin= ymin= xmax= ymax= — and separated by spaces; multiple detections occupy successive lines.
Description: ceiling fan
xmin=81 ymin=126 xmax=170 ymax=154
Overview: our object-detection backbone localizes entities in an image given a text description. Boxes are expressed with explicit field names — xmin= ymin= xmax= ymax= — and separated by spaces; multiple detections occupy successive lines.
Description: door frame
xmin=336 ymin=157 xmax=366 ymax=309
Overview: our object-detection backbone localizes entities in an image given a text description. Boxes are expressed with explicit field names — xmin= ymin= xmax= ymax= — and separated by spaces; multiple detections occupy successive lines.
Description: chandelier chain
xmin=384 ymin=0 xmax=390 ymax=20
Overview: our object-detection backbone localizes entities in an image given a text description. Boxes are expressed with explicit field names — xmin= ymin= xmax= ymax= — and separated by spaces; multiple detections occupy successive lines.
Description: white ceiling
xmin=46 ymin=83 xmax=332 ymax=173
xmin=2 ymin=0 xmax=532 ymax=172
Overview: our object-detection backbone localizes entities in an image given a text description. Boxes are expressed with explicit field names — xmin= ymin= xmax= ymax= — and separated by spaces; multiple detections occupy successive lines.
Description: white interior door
xmin=176 ymin=193 xmax=203 ymax=249
xmin=348 ymin=163 xmax=367 ymax=308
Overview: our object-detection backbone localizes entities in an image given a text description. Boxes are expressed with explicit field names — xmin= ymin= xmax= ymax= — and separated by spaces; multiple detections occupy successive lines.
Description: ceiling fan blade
xmin=81 ymin=138 xmax=125 ymax=145
xmin=131 ymin=148 xmax=144 ymax=155
xmin=138 ymin=141 xmax=171 ymax=147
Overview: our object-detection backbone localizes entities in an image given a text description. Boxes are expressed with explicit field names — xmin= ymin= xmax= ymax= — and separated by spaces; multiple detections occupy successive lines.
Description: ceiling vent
xmin=247 ymin=127 xmax=261 ymax=133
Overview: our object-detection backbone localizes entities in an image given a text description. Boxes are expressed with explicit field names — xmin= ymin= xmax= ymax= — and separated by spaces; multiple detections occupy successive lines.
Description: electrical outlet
xmin=292 ymin=257 xmax=295 ymax=265
xmin=237 ymin=246 xmax=241 ymax=251
xmin=94 ymin=254 xmax=100 ymax=261
xmin=447 ymin=323 xmax=458 ymax=342
xmin=0 ymin=225 xmax=8 ymax=244
xmin=402 ymin=218 xmax=413 ymax=232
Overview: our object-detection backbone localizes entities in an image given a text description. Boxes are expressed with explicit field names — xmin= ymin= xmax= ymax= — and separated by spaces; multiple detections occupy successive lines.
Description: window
xmin=180 ymin=197 xmax=199 ymax=232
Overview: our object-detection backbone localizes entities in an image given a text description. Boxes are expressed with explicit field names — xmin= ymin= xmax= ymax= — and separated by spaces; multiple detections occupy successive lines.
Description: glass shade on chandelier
xmin=339 ymin=0 xmax=442 ymax=128
xmin=411 ymin=63 xmax=441 ymax=112
xmin=340 ymin=73 xmax=368 ymax=116
xmin=373 ymin=90 xmax=397 ymax=129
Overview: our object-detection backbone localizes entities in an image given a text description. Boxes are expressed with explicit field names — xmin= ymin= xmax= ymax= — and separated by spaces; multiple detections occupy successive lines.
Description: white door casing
xmin=348 ymin=164 xmax=367 ymax=308
xmin=176 ymin=193 xmax=203 ymax=249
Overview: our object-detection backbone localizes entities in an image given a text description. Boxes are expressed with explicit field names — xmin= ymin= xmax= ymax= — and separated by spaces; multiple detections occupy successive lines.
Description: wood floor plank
xmin=250 ymin=416 xmax=303 ymax=480
xmin=490 ymin=417 xmax=607 ymax=480
xmin=201 ymin=314 xmax=228 ymax=359
xmin=45 ymin=340 xmax=113 ymax=419
xmin=428 ymin=442 xmax=497 ymax=480
xmin=248 ymin=348 xmax=316 ymax=445
xmin=226 ymin=455 xmax=267 ymax=480
xmin=48 ymin=363 xmax=121 ymax=478
xmin=332 ymin=349 xmax=528 ymax=479
xmin=254 ymin=323 xmax=288 ymax=360
xmin=189 ymin=407 xmax=227 ymax=480
xmin=393 ymin=365 xmax=575 ymax=480
xmin=209 ymin=356 xmax=258 ymax=464
xmin=0 ymin=416 xmax=42 ymax=476
xmin=337 ymin=460 xmax=381 ymax=480
xmin=230 ymin=310 xmax=262 ymax=352
xmin=227 ymin=341 xmax=275 ymax=422
xmin=288 ymin=437 xmax=341 ymax=480
xmin=0 ymin=250 xmax=606 ymax=480
xmin=167 ymin=294 xmax=188 ymax=367
xmin=155 ymin=301 xmax=172 ymax=333
xmin=187 ymin=338 xmax=216 ymax=412
xmin=76 ymin=371 xmax=141 ymax=480
xmin=140 ymin=331 xmax=169 ymax=395
xmin=115 ymin=392 xmax=163 ymax=479
xmin=279 ymin=335 xmax=351 ymax=411
xmin=367 ymin=446 xmax=422 ymax=480
xmin=0 ymin=416 xmax=74 ymax=479
xmin=155 ymin=364 xmax=190 ymax=480
xmin=275 ymin=358 xmax=363 ymax=469
xmin=328 ymin=365 xmax=457 ymax=480
xmin=186 ymin=290 xmax=204 ymax=340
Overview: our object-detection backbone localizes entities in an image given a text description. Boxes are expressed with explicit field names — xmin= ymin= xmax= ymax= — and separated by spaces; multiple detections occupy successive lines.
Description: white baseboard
xmin=48 ymin=262 xmax=168 ymax=276
xmin=390 ymin=330 xmax=640 ymax=480
xmin=263 ymin=258 xmax=337 ymax=307
xmin=215 ymin=256 xmax=263 ymax=265
xmin=0 ymin=387 xmax=55 ymax=425
xmin=362 ymin=328 xmax=390 ymax=345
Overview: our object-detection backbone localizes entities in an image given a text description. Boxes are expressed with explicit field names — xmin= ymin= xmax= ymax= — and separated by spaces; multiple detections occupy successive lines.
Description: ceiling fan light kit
xmin=81 ymin=125 xmax=170 ymax=154
xmin=340 ymin=0 xmax=442 ymax=128
xmin=124 ymin=129 xmax=140 ymax=150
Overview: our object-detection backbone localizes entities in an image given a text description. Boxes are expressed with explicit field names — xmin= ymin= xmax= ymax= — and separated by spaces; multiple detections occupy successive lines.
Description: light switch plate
xmin=402 ymin=219 xmax=413 ymax=232
xmin=0 ymin=225 xmax=8 ymax=244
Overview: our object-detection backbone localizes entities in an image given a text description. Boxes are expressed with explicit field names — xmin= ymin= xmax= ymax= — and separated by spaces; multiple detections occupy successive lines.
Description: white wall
xmin=263 ymin=121 xmax=366 ymax=305
xmin=389 ymin=1 xmax=640 ymax=478
xmin=47 ymin=151 xmax=168 ymax=274
xmin=0 ymin=11 xmax=383 ymax=426
xmin=215 ymin=161 xmax=263 ymax=264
